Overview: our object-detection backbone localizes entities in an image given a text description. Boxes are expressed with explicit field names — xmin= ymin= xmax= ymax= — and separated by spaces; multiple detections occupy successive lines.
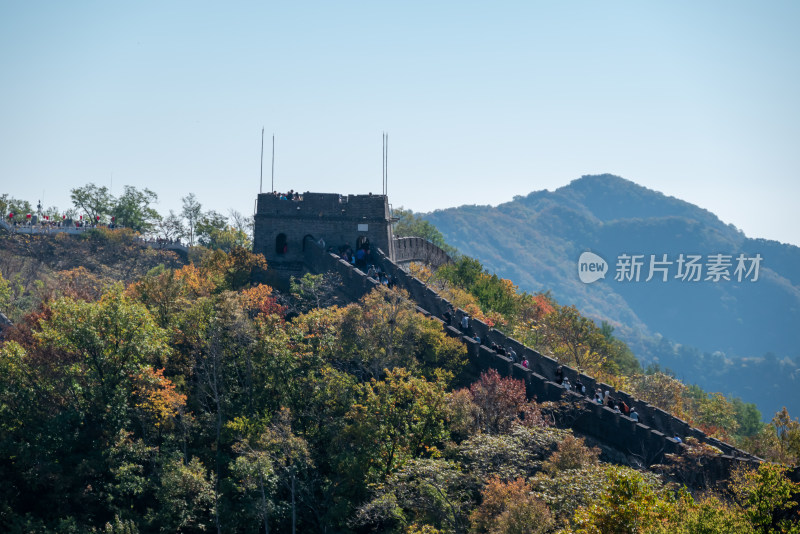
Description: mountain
xmin=423 ymin=174 xmax=800 ymax=418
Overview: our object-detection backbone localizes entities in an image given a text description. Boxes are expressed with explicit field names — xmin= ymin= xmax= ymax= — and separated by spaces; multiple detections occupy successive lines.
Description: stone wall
xmin=392 ymin=237 xmax=452 ymax=267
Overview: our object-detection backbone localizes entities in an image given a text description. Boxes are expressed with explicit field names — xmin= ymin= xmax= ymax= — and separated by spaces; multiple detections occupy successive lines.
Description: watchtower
xmin=253 ymin=192 xmax=395 ymax=279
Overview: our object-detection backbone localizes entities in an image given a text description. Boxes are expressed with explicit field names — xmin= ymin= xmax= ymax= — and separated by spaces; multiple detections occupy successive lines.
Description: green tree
xmin=540 ymin=305 xmax=608 ymax=373
xmin=342 ymin=368 xmax=450 ymax=480
xmin=0 ymin=194 xmax=34 ymax=223
xmin=35 ymin=286 xmax=171 ymax=415
xmin=355 ymin=458 xmax=475 ymax=534
xmin=113 ymin=185 xmax=160 ymax=233
xmin=71 ymin=183 xmax=114 ymax=222
xmin=153 ymin=456 xmax=215 ymax=533
xmin=570 ymin=465 xmax=679 ymax=534
xmin=0 ymin=271 xmax=11 ymax=314
xmin=729 ymin=462 xmax=800 ymax=533
xmin=290 ymin=272 xmax=342 ymax=313
xmin=196 ymin=210 xmax=228 ymax=248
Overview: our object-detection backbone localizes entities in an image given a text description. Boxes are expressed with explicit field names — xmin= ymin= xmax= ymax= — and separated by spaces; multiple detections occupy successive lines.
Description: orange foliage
xmin=54 ymin=267 xmax=106 ymax=301
xmin=174 ymin=264 xmax=217 ymax=297
xmin=133 ymin=367 xmax=187 ymax=430
xmin=239 ymin=284 xmax=286 ymax=318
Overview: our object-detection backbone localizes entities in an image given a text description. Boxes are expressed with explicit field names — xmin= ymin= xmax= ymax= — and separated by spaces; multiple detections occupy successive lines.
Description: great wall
xmin=253 ymin=190 xmax=800 ymax=485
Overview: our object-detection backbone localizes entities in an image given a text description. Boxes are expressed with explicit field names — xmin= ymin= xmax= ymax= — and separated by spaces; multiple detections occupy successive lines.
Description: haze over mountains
xmin=423 ymin=174 xmax=800 ymax=418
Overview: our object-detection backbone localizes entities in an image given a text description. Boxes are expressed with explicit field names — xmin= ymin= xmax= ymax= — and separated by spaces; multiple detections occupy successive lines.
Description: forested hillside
xmin=422 ymin=174 xmax=800 ymax=418
xmin=1 ymin=219 xmax=799 ymax=532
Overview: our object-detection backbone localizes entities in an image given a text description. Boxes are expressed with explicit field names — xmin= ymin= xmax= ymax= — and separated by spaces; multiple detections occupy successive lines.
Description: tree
xmin=71 ymin=183 xmax=113 ymax=222
xmin=153 ymin=456 xmax=216 ymax=532
xmin=341 ymin=368 xmax=450 ymax=481
xmin=540 ymin=305 xmax=608 ymax=373
xmin=466 ymin=369 xmax=545 ymax=434
xmin=203 ymin=225 xmax=251 ymax=252
xmin=570 ymin=465 xmax=679 ymax=534
xmin=0 ymin=271 xmax=11 ymax=314
xmin=156 ymin=210 xmax=186 ymax=242
xmin=181 ymin=193 xmax=202 ymax=246
xmin=113 ymin=185 xmax=160 ymax=233
xmin=541 ymin=434 xmax=600 ymax=475
xmin=355 ymin=458 xmax=475 ymax=534
xmin=290 ymin=272 xmax=343 ymax=313
xmin=729 ymin=462 xmax=800 ymax=534
xmin=0 ymin=194 xmax=34 ymax=223
xmin=457 ymin=425 xmax=569 ymax=482
xmin=196 ymin=210 xmax=228 ymax=248
xmin=470 ymin=477 xmax=554 ymax=534
xmin=35 ymin=286 xmax=171 ymax=417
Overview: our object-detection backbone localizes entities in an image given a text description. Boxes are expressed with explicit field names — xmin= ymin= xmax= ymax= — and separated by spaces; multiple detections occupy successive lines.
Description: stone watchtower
xmin=253 ymin=192 xmax=395 ymax=283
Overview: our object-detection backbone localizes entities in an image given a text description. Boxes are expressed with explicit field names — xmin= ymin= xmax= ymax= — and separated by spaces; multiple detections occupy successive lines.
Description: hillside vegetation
xmin=1 ymin=220 xmax=799 ymax=532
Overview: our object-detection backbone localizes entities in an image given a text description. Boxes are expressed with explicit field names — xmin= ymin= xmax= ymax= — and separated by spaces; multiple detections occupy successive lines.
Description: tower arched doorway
xmin=275 ymin=233 xmax=288 ymax=254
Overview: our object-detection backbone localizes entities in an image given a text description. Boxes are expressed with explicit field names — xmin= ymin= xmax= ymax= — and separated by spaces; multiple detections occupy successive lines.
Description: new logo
xmin=578 ymin=251 xmax=608 ymax=284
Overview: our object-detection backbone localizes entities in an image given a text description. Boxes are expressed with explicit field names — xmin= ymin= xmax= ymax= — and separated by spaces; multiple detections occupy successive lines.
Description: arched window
xmin=275 ymin=233 xmax=288 ymax=254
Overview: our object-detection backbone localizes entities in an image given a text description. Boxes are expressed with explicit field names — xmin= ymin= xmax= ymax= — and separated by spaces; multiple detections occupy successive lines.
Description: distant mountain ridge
xmin=423 ymin=174 xmax=800 ymax=417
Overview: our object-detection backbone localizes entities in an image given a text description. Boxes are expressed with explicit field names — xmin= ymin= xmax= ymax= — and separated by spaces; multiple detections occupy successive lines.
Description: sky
xmin=2 ymin=1 xmax=799 ymax=246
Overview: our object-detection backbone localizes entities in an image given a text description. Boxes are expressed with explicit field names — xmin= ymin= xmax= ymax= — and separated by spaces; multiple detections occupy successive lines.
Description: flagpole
xmin=259 ymin=127 xmax=264 ymax=194
xmin=271 ymin=135 xmax=275 ymax=193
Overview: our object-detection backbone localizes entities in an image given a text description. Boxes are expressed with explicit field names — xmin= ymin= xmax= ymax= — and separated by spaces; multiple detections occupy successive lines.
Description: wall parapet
xmin=392 ymin=236 xmax=452 ymax=267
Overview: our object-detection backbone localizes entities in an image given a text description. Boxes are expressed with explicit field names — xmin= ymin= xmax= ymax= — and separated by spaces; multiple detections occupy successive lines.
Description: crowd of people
xmin=338 ymin=240 xmax=396 ymax=287
xmin=271 ymin=189 xmax=300 ymax=201
xmin=4 ymin=217 xmax=114 ymax=231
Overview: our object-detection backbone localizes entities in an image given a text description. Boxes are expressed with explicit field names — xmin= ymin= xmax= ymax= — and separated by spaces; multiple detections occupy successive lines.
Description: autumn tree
xmin=470 ymin=477 xmax=553 ymax=534
xmin=466 ymin=369 xmax=545 ymax=434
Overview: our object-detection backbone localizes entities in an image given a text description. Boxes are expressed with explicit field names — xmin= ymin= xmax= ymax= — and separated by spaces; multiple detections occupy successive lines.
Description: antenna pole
xmin=382 ymin=133 xmax=385 ymax=196
xmin=385 ymin=132 xmax=388 ymax=198
xmin=259 ymin=127 xmax=264 ymax=194
xmin=271 ymin=135 xmax=275 ymax=193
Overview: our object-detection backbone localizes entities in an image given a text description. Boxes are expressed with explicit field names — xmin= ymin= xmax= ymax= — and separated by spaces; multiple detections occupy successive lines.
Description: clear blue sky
xmin=2 ymin=1 xmax=799 ymax=246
